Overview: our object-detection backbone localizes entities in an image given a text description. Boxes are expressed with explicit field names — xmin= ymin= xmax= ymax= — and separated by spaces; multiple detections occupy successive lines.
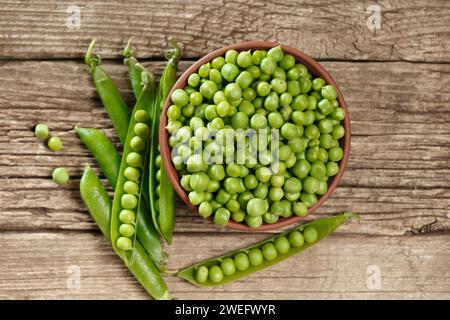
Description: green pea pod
xmin=85 ymin=39 xmax=131 ymax=145
xmin=123 ymin=37 xmax=143 ymax=100
xmin=149 ymin=39 xmax=181 ymax=244
xmin=111 ymin=68 xmax=156 ymax=260
xmin=80 ymin=165 xmax=170 ymax=300
xmin=178 ymin=212 xmax=359 ymax=287
xmin=75 ymin=127 xmax=120 ymax=188
xmin=75 ymin=126 xmax=165 ymax=270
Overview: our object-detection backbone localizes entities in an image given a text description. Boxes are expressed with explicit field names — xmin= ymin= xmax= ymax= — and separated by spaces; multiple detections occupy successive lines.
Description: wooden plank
xmin=0 ymin=60 xmax=449 ymax=235
xmin=1 ymin=0 xmax=450 ymax=61
xmin=0 ymin=231 xmax=448 ymax=299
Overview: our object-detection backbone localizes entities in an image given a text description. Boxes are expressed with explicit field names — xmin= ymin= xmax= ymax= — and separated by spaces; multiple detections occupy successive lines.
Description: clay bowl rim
xmin=159 ymin=40 xmax=351 ymax=232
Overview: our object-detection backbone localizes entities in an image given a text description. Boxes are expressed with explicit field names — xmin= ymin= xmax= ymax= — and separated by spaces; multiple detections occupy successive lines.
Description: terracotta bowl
xmin=159 ymin=41 xmax=351 ymax=232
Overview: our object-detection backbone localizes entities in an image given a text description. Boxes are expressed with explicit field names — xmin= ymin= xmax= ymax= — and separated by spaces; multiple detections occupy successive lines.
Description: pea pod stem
xmin=178 ymin=212 xmax=359 ymax=287
xmin=80 ymin=164 xmax=170 ymax=300
xmin=148 ymin=38 xmax=181 ymax=244
xmin=123 ymin=37 xmax=144 ymax=100
xmin=75 ymin=126 xmax=165 ymax=270
xmin=85 ymin=39 xmax=131 ymax=145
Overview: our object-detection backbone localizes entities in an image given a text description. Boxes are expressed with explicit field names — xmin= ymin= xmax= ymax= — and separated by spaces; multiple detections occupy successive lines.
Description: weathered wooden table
xmin=0 ymin=0 xmax=449 ymax=299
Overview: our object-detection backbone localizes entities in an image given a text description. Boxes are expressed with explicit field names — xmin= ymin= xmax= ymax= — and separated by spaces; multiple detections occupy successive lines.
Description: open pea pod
xmin=80 ymin=165 xmax=170 ymax=300
xmin=178 ymin=212 xmax=359 ymax=287
xmin=110 ymin=68 xmax=156 ymax=261
xmin=148 ymin=39 xmax=181 ymax=244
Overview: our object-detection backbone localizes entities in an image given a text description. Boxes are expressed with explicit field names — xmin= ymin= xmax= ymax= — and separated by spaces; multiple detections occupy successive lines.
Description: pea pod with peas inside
xmin=110 ymin=66 xmax=156 ymax=256
xmin=75 ymin=127 xmax=165 ymax=270
xmin=148 ymin=39 xmax=181 ymax=245
xmin=80 ymin=164 xmax=170 ymax=300
xmin=178 ymin=212 xmax=359 ymax=287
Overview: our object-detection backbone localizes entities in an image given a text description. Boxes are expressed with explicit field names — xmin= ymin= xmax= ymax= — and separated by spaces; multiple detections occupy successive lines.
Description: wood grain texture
xmin=1 ymin=60 xmax=449 ymax=237
xmin=1 ymin=0 xmax=450 ymax=61
xmin=0 ymin=231 xmax=448 ymax=299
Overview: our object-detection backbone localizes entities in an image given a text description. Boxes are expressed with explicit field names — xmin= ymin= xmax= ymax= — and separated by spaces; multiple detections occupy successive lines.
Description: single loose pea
xmin=245 ymin=215 xmax=263 ymax=228
xmin=303 ymin=176 xmax=319 ymax=194
xmin=200 ymin=80 xmax=218 ymax=100
xmin=124 ymin=166 xmax=140 ymax=181
xmin=279 ymin=54 xmax=296 ymax=70
xmin=284 ymin=177 xmax=302 ymax=194
xmin=234 ymin=252 xmax=250 ymax=271
xmin=190 ymin=172 xmax=210 ymax=192
xmin=263 ymin=212 xmax=279 ymax=224
xmin=237 ymin=50 xmax=253 ymax=68
xmin=264 ymin=92 xmax=279 ymax=111
xmin=189 ymin=191 xmax=205 ymax=206
xmin=332 ymin=125 xmax=345 ymax=140
xmin=326 ymin=162 xmax=339 ymax=176
xmin=281 ymin=123 xmax=299 ymax=140
xmin=300 ymin=192 xmax=318 ymax=207
xmin=52 ymin=167 xmax=70 ymax=185
xmin=123 ymin=180 xmax=139 ymax=194
xmin=211 ymin=56 xmax=226 ymax=70
xmin=116 ymin=237 xmax=132 ymax=250
xmin=329 ymin=146 xmax=344 ymax=161
xmin=188 ymin=73 xmax=201 ymax=87
xmin=121 ymin=194 xmax=138 ymax=209
xmin=247 ymin=198 xmax=266 ymax=217
xmin=312 ymin=78 xmax=326 ymax=91
xmin=262 ymin=243 xmax=278 ymax=261
xmin=267 ymin=112 xmax=284 ymax=129
xmin=221 ymin=63 xmax=240 ymax=82
xmin=226 ymin=199 xmax=240 ymax=213
xmin=171 ymin=88 xmax=189 ymax=107
xmin=267 ymin=46 xmax=284 ymax=62
xmin=303 ymin=226 xmax=318 ymax=244
xmin=209 ymin=265 xmax=224 ymax=283
xmin=119 ymin=223 xmax=135 ymax=237
xmin=198 ymin=201 xmax=213 ymax=218
xmin=35 ymin=124 xmax=49 ymax=140
xmin=214 ymin=207 xmax=231 ymax=226
xmin=224 ymin=83 xmax=242 ymax=101
xmin=316 ymin=180 xmax=328 ymax=195
xmin=198 ymin=63 xmax=211 ymax=78
xmin=269 ymin=187 xmax=284 ymax=201
xmin=220 ymin=257 xmax=236 ymax=276
xmin=126 ymin=152 xmax=143 ymax=167
xmin=195 ymin=266 xmax=209 ymax=283
xmin=250 ymin=114 xmax=267 ymax=129
xmin=253 ymin=183 xmax=269 ymax=199
xmin=231 ymin=210 xmax=246 ymax=222
xmin=289 ymin=231 xmax=304 ymax=247
xmin=225 ymin=49 xmax=239 ymax=64
xmin=318 ymin=99 xmax=334 ymax=115
xmin=236 ymin=71 xmax=253 ymax=89
xmin=260 ymin=57 xmax=277 ymax=75
xmin=274 ymin=236 xmax=291 ymax=254
xmin=321 ymin=85 xmax=337 ymax=101
xmin=293 ymin=202 xmax=308 ymax=217
xmin=48 ymin=136 xmax=63 ymax=151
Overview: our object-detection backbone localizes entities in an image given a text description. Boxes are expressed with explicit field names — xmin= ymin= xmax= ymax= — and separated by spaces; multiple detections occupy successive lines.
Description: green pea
xmin=166 ymin=120 xmax=182 ymax=134
xmin=211 ymin=56 xmax=226 ymax=70
xmin=226 ymin=199 xmax=240 ymax=213
xmin=332 ymin=125 xmax=345 ymax=140
xmin=321 ymin=85 xmax=337 ymax=101
xmin=260 ymin=57 xmax=277 ymax=75
xmin=263 ymin=212 xmax=279 ymax=224
xmin=130 ymin=136 xmax=145 ymax=152
xmin=306 ymin=146 xmax=320 ymax=162
xmin=134 ymin=109 xmax=149 ymax=122
xmin=253 ymin=183 xmax=268 ymax=199
xmin=299 ymin=77 xmax=312 ymax=93
xmin=199 ymin=201 xmax=213 ymax=218
xmin=303 ymin=176 xmax=319 ymax=194
xmin=268 ymin=187 xmax=284 ymax=201
xmin=326 ymin=162 xmax=339 ymax=176
xmin=116 ymin=237 xmax=132 ymax=251
xmin=329 ymin=146 xmax=344 ymax=161
xmin=269 ymin=174 xmax=284 ymax=188
xmin=292 ymin=159 xmax=311 ymax=179
xmin=310 ymin=161 xmax=326 ymax=179
xmin=286 ymin=67 xmax=301 ymax=80
xmin=295 ymin=63 xmax=308 ymax=76
xmin=124 ymin=166 xmax=140 ymax=182
xmin=267 ymin=46 xmax=284 ymax=62
xmin=48 ymin=136 xmax=63 ymax=151
xmin=231 ymin=210 xmax=246 ymax=223
xmin=280 ymin=123 xmax=299 ymax=140
xmin=221 ymin=63 xmax=240 ymax=82
xmin=303 ymin=110 xmax=315 ymax=125
xmin=230 ymin=112 xmax=249 ymax=129
xmin=252 ymin=50 xmax=266 ymax=65
xmin=233 ymin=253 xmax=250 ymax=271
xmin=209 ymin=265 xmax=224 ymax=283
xmin=288 ymin=231 xmax=304 ymax=247
xmin=255 ymin=81 xmax=271 ymax=97
xmin=242 ymin=88 xmax=257 ymax=102
xmin=180 ymin=175 xmax=192 ymax=192
xmin=246 ymin=248 xmax=263 ymax=267
xmin=303 ymin=226 xmax=318 ymax=244
xmin=250 ymin=114 xmax=268 ymax=130
xmin=308 ymin=96 xmax=318 ymax=110
xmin=189 ymin=191 xmax=206 ymax=206
xmin=195 ymin=265 xmax=209 ymax=283
xmin=312 ymin=78 xmax=325 ymax=91
xmin=209 ymin=117 xmax=224 ymax=130
xmin=223 ymin=177 xmax=241 ymax=195
xmin=283 ymin=177 xmax=302 ymax=194
xmin=187 ymin=154 xmax=206 ymax=172
xmin=188 ymin=73 xmax=201 ymax=87
xmin=225 ymin=49 xmax=238 ymax=64
xmin=287 ymin=80 xmax=301 ymax=96
xmin=52 ymin=167 xmax=70 ymax=185
xmin=119 ymin=209 xmax=136 ymax=224
xmin=290 ymin=202 xmax=307 ymax=217
xmin=300 ymin=192 xmax=318 ymax=208
xmin=119 ymin=223 xmax=135 ymax=237
xmin=246 ymin=198 xmax=265 ymax=217
xmin=171 ymin=88 xmax=189 ymax=107
xmin=205 ymin=180 xmax=219 ymax=193
xmin=245 ymin=66 xmax=260 ymax=80
xmin=121 ymin=194 xmax=137 ymax=209
xmin=200 ymin=80 xmax=218 ymax=100
xmin=279 ymin=54 xmax=295 ymax=70
xmin=274 ymin=236 xmax=291 ymax=254
xmin=190 ymin=172 xmax=210 ymax=192
xmin=220 ymin=257 xmax=236 ymax=276
xmin=189 ymin=91 xmax=204 ymax=106
xmin=253 ymin=97 xmax=263 ymax=108
xmin=262 ymin=243 xmax=278 ymax=261
xmin=291 ymin=95 xmax=309 ymax=111
xmin=316 ymin=180 xmax=328 ymax=195
xmin=198 ymin=63 xmax=211 ymax=78
xmin=318 ymin=99 xmax=333 ymax=115
xmin=35 ymin=124 xmax=49 ymax=140
xmin=126 ymin=152 xmax=143 ymax=167
xmin=214 ymin=207 xmax=231 ymax=226
xmin=245 ymin=215 xmax=263 ymax=228
xmin=235 ymin=50 xmax=252 ymax=68
xmin=123 ymin=180 xmax=139 ymax=194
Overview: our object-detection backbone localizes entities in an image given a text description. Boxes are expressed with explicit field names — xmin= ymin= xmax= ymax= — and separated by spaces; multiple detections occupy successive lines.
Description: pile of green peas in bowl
xmin=161 ymin=42 xmax=350 ymax=231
